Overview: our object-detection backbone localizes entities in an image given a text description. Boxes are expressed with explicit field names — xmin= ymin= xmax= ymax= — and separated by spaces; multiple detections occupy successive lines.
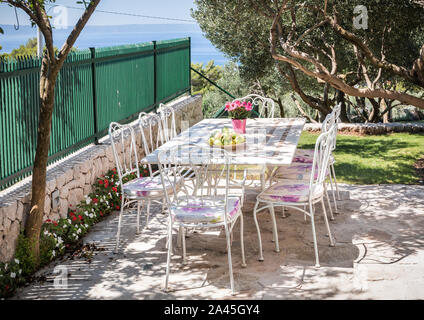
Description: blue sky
xmin=0 ymin=0 xmax=197 ymax=26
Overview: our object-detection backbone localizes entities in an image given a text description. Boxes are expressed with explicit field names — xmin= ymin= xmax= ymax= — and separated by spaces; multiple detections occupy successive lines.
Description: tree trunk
xmin=25 ymin=71 xmax=57 ymax=263
xmin=336 ymin=90 xmax=350 ymax=123
xmin=277 ymin=97 xmax=285 ymax=117
xmin=368 ymin=98 xmax=381 ymax=123
xmin=381 ymin=99 xmax=390 ymax=123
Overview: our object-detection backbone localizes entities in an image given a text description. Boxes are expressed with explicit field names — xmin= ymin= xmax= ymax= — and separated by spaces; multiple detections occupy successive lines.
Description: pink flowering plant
xmin=225 ymin=100 xmax=253 ymax=119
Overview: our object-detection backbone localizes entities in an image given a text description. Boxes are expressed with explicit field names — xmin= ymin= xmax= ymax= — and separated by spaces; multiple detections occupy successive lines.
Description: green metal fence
xmin=0 ymin=37 xmax=191 ymax=190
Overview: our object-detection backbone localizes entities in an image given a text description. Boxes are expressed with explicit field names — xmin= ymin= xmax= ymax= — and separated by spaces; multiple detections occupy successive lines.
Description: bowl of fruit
xmin=208 ymin=127 xmax=246 ymax=150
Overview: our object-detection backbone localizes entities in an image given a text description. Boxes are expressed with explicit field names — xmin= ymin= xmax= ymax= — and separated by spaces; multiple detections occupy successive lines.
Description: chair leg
xmin=240 ymin=213 xmax=247 ymax=268
xmin=253 ymin=201 xmax=264 ymax=261
xmin=331 ymin=163 xmax=341 ymax=200
xmin=269 ymin=204 xmax=280 ymax=253
xmin=136 ymin=201 xmax=143 ymax=235
xmin=164 ymin=218 xmax=173 ymax=292
xmin=145 ymin=199 xmax=151 ymax=229
xmin=181 ymin=227 xmax=187 ymax=264
xmin=224 ymin=223 xmax=235 ymax=295
xmin=324 ymin=184 xmax=335 ymax=221
xmin=176 ymin=225 xmax=182 ymax=248
xmin=321 ymin=200 xmax=335 ymax=247
xmin=260 ymin=171 xmax=266 ymax=191
xmin=328 ymin=165 xmax=338 ymax=213
xmin=281 ymin=206 xmax=286 ymax=218
xmin=115 ymin=196 xmax=125 ymax=252
xmin=309 ymin=202 xmax=320 ymax=268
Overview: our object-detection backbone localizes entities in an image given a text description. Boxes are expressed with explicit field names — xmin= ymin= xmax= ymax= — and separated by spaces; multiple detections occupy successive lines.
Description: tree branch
xmin=57 ymin=0 xmax=101 ymax=65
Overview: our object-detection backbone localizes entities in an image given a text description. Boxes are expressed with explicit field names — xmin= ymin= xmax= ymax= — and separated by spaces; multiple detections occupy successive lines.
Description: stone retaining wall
xmin=304 ymin=122 xmax=424 ymax=135
xmin=0 ymin=94 xmax=203 ymax=262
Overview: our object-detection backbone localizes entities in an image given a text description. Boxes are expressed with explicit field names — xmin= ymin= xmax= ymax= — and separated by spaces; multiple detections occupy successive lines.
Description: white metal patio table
xmin=142 ymin=118 xmax=306 ymax=166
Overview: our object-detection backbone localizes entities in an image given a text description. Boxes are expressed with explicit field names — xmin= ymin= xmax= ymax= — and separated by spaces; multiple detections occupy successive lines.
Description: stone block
xmin=46 ymin=179 xmax=57 ymax=194
xmin=105 ymin=145 xmax=114 ymax=162
xmin=83 ymin=184 xmax=92 ymax=196
xmin=59 ymin=198 xmax=68 ymax=218
xmin=16 ymin=201 xmax=24 ymax=222
xmin=102 ymin=157 xmax=110 ymax=172
xmin=64 ymin=168 xmax=74 ymax=184
xmin=44 ymin=195 xmax=51 ymax=216
xmin=56 ymin=173 xmax=66 ymax=189
xmin=68 ymin=188 xmax=83 ymax=208
xmin=0 ymin=208 xmax=4 ymax=232
xmin=3 ymin=201 xmax=17 ymax=221
xmin=3 ymin=218 xmax=11 ymax=234
xmin=85 ymin=171 xmax=92 ymax=184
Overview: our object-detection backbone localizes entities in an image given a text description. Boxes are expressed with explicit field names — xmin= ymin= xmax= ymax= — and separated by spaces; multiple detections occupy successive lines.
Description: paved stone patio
xmin=12 ymin=183 xmax=424 ymax=300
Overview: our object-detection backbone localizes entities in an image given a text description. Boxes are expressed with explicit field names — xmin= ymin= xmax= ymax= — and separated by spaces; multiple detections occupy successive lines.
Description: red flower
xmin=72 ymin=216 xmax=77 ymax=221
xmin=116 ymin=205 xmax=120 ymax=210
xmin=5 ymin=285 xmax=9 ymax=290
xmin=53 ymin=221 xmax=58 ymax=226
xmin=46 ymin=219 xmax=51 ymax=223
xmin=78 ymin=215 xmax=83 ymax=220
xmin=69 ymin=204 xmax=72 ymax=207
xmin=112 ymin=187 xmax=117 ymax=192
xmin=92 ymin=198 xmax=98 ymax=204
xmin=100 ymin=211 xmax=104 ymax=217
xmin=98 ymin=180 xmax=103 ymax=184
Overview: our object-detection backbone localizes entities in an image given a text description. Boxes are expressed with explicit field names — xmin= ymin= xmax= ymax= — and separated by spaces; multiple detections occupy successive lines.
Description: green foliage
xmin=8 ymin=38 xmax=38 ymax=59
xmin=202 ymin=61 xmax=250 ymax=117
xmin=14 ymin=234 xmax=37 ymax=277
xmin=298 ymin=132 xmax=424 ymax=184
xmin=191 ymin=60 xmax=223 ymax=95
xmin=192 ymin=0 xmax=424 ymax=117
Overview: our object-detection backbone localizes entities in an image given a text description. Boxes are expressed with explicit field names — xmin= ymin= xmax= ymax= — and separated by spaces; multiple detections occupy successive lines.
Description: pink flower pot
xmin=232 ymin=119 xmax=247 ymax=134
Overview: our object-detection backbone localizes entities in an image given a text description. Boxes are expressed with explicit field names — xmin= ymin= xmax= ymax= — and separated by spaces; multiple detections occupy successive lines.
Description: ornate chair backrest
xmin=158 ymin=103 xmax=177 ymax=142
xmin=158 ymin=145 xmax=232 ymax=225
xmin=309 ymin=124 xmax=337 ymax=194
xmin=138 ymin=113 xmax=164 ymax=175
xmin=330 ymin=103 xmax=341 ymax=150
xmin=321 ymin=113 xmax=335 ymax=133
xmin=108 ymin=122 xmax=140 ymax=187
xmin=233 ymin=94 xmax=275 ymax=118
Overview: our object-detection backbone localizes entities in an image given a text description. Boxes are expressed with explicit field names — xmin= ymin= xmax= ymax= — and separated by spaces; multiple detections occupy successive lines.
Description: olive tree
xmin=1 ymin=0 xmax=101 ymax=264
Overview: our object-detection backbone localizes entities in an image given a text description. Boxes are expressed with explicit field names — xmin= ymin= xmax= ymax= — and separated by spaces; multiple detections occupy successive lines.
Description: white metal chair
xmin=233 ymin=94 xmax=275 ymax=118
xmin=231 ymin=94 xmax=276 ymax=191
xmin=158 ymin=145 xmax=246 ymax=295
xmin=288 ymin=104 xmax=341 ymax=209
xmin=253 ymin=124 xmax=337 ymax=267
xmin=109 ymin=122 xmax=176 ymax=251
xmin=158 ymin=103 xmax=177 ymax=142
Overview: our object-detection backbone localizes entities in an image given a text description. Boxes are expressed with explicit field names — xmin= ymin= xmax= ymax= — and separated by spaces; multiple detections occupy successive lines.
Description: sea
xmin=0 ymin=24 xmax=228 ymax=65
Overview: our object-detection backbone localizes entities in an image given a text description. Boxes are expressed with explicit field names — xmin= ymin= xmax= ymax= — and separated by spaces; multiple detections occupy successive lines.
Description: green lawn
xmin=298 ymin=132 xmax=424 ymax=184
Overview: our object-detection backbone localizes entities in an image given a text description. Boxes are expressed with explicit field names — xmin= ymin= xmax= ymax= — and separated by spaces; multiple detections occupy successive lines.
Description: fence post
xmin=90 ymin=47 xmax=99 ymax=145
xmin=188 ymin=37 xmax=192 ymax=96
xmin=153 ymin=40 xmax=157 ymax=112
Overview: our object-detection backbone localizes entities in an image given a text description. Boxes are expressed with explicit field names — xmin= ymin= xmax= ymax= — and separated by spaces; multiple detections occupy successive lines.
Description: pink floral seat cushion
xmin=171 ymin=196 xmax=241 ymax=224
xmin=293 ymin=149 xmax=334 ymax=164
xmin=122 ymin=175 xmax=177 ymax=199
xmin=258 ymin=182 xmax=323 ymax=203
xmin=273 ymin=163 xmax=318 ymax=181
